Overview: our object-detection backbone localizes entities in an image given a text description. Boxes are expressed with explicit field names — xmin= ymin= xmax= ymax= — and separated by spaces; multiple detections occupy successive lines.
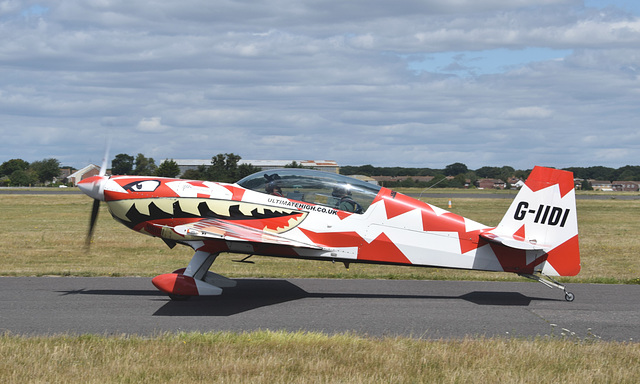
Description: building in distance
xmin=174 ymin=159 xmax=339 ymax=176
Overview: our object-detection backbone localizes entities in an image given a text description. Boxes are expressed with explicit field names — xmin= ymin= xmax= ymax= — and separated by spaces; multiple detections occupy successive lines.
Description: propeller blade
xmin=86 ymin=199 xmax=101 ymax=247
xmin=99 ymin=140 xmax=111 ymax=177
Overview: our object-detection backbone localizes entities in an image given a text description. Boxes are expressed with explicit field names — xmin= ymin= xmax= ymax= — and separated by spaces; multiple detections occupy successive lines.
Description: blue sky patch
xmin=405 ymin=48 xmax=572 ymax=76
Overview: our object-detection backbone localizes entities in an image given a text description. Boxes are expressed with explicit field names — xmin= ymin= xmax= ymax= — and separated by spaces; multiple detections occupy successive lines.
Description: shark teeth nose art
xmin=106 ymin=198 xmax=307 ymax=233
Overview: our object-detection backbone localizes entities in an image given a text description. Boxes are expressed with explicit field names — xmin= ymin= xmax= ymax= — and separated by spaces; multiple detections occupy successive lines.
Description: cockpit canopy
xmin=237 ymin=168 xmax=381 ymax=214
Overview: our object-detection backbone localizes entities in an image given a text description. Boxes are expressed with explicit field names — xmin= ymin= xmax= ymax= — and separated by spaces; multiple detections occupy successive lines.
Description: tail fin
xmin=485 ymin=166 xmax=580 ymax=276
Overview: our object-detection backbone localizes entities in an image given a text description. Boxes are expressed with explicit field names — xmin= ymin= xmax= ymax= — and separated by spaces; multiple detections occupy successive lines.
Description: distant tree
xmin=514 ymin=169 xmax=530 ymax=180
xmin=30 ymin=158 xmax=61 ymax=184
xmin=498 ymin=166 xmax=515 ymax=182
xmin=449 ymin=174 xmax=467 ymax=188
xmin=474 ymin=166 xmax=514 ymax=182
xmin=358 ymin=164 xmax=376 ymax=176
xmin=284 ymin=161 xmax=305 ymax=168
xmin=341 ymin=164 xmax=377 ymax=176
xmin=566 ymin=166 xmax=616 ymax=181
xmin=0 ymin=158 xmax=30 ymax=177
xmin=444 ymin=162 xmax=468 ymax=176
xmin=204 ymin=153 xmax=236 ymax=182
xmin=9 ymin=169 xmax=38 ymax=186
xmin=339 ymin=165 xmax=436 ymax=177
xmin=615 ymin=165 xmax=640 ymax=181
xmin=339 ymin=165 xmax=359 ymax=175
xmin=133 ymin=153 xmax=157 ymax=175
xmin=581 ymin=179 xmax=593 ymax=191
xmin=417 ymin=168 xmax=437 ymax=177
xmin=180 ymin=168 xmax=201 ymax=180
xmin=190 ymin=153 xmax=261 ymax=182
xmin=203 ymin=153 xmax=256 ymax=182
xmin=111 ymin=153 xmax=134 ymax=175
xmin=237 ymin=163 xmax=261 ymax=180
xmin=563 ymin=167 xmax=585 ymax=179
xmin=589 ymin=166 xmax=616 ymax=181
xmin=475 ymin=166 xmax=501 ymax=179
xmin=155 ymin=159 xmax=181 ymax=178
xmin=400 ymin=178 xmax=417 ymax=188
xmin=196 ymin=164 xmax=208 ymax=178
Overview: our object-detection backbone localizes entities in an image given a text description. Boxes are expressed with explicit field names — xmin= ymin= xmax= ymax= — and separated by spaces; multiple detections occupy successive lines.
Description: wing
xmin=169 ymin=218 xmax=325 ymax=250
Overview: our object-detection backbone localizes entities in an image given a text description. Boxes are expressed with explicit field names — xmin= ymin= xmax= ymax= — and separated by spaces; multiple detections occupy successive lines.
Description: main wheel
xmin=168 ymin=268 xmax=190 ymax=301
xmin=564 ymin=291 xmax=575 ymax=302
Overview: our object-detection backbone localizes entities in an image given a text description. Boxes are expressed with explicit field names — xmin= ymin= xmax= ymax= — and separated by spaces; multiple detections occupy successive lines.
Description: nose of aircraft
xmin=78 ymin=175 xmax=107 ymax=201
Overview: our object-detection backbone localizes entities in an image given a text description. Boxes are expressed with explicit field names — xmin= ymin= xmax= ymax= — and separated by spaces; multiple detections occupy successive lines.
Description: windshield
xmin=237 ymin=169 xmax=381 ymax=214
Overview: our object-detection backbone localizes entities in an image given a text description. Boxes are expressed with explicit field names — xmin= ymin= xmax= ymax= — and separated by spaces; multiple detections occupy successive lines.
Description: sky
xmin=1 ymin=0 xmax=639 ymax=171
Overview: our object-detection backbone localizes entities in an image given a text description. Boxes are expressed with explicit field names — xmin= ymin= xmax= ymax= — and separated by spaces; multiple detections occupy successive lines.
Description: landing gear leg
xmin=183 ymin=250 xmax=219 ymax=280
xmin=520 ymin=273 xmax=575 ymax=302
xmin=159 ymin=251 xmax=222 ymax=301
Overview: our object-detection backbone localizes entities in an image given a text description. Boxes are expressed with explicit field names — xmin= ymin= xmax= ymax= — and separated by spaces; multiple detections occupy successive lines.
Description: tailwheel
xmin=520 ymin=273 xmax=575 ymax=302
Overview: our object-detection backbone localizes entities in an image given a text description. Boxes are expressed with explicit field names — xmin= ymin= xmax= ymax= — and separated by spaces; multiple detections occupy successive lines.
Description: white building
xmin=174 ymin=159 xmax=339 ymax=176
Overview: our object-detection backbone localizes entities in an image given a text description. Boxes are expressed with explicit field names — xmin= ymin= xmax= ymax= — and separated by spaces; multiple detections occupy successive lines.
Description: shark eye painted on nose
xmin=123 ymin=180 xmax=161 ymax=192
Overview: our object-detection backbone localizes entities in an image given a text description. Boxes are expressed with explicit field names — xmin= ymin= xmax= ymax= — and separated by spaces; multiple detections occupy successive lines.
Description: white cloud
xmin=502 ymin=107 xmax=553 ymax=119
xmin=0 ymin=0 xmax=639 ymax=171
xmin=136 ymin=117 xmax=169 ymax=133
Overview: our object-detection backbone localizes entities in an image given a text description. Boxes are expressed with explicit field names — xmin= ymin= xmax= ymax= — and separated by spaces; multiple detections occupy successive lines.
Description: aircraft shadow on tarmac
xmin=152 ymin=280 xmax=560 ymax=316
xmin=58 ymin=279 xmax=560 ymax=317
xmin=58 ymin=289 xmax=164 ymax=297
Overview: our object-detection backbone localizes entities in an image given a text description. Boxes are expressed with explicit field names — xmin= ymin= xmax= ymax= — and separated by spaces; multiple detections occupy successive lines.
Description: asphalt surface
xmin=0 ymin=277 xmax=637 ymax=341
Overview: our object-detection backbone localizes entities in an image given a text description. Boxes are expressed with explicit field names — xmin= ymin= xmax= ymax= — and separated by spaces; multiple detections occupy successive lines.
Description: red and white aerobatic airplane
xmin=79 ymin=165 xmax=580 ymax=301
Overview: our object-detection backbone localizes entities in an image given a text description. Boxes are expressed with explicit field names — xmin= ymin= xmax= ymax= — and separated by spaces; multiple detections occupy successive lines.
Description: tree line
xmin=339 ymin=163 xmax=525 ymax=189
xmin=0 ymin=158 xmax=62 ymax=187
xmin=101 ymin=153 xmax=261 ymax=182
xmin=0 ymin=153 xmax=259 ymax=186
xmin=112 ymin=153 xmax=262 ymax=182
xmin=2 ymin=155 xmax=640 ymax=188
xmin=339 ymin=163 xmax=640 ymax=189
xmin=113 ymin=153 xmax=302 ymax=182
xmin=110 ymin=153 xmax=181 ymax=178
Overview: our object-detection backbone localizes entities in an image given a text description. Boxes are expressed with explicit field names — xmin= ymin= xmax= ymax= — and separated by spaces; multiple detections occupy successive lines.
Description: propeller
xmin=80 ymin=143 xmax=110 ymax=248
xmin=86 ymin=199 xmax=101 ymax=247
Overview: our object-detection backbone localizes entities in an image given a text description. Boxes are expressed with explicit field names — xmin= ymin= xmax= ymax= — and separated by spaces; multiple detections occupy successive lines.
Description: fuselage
xmin=80 ymin=168 xmax=539 ymax=274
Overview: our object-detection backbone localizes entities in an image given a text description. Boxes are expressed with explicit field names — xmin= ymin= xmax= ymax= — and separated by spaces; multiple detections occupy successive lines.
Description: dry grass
xmin=0 ymin=193 xmax=638 ymax=283
xmin=1 ymin=331 xmax=639 ymax=383
xmin=1 ymin=194 xmax=639 ymax=383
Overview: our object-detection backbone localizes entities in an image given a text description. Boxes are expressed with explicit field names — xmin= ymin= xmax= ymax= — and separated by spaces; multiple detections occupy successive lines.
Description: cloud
xmin=136 ymin=117 xmax=169 ymax=133
xmin=502 ymin=107 xmax=553 ymax=119
xmin=0 ymin=0 xmax=639 ymax=171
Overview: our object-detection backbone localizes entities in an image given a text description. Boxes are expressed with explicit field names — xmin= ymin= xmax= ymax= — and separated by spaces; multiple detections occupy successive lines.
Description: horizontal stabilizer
xmin=479 ymin=232 xmax=545 ymax=251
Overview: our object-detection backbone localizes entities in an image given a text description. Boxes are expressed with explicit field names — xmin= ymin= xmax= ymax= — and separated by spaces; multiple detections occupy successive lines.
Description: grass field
xmin=0 ymin=192 xmax=638 ymax=283
xmin=1 ymin=192 xmax=638 ymax=382
xmin=0 ymin=331 xmax=638 ymax=383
